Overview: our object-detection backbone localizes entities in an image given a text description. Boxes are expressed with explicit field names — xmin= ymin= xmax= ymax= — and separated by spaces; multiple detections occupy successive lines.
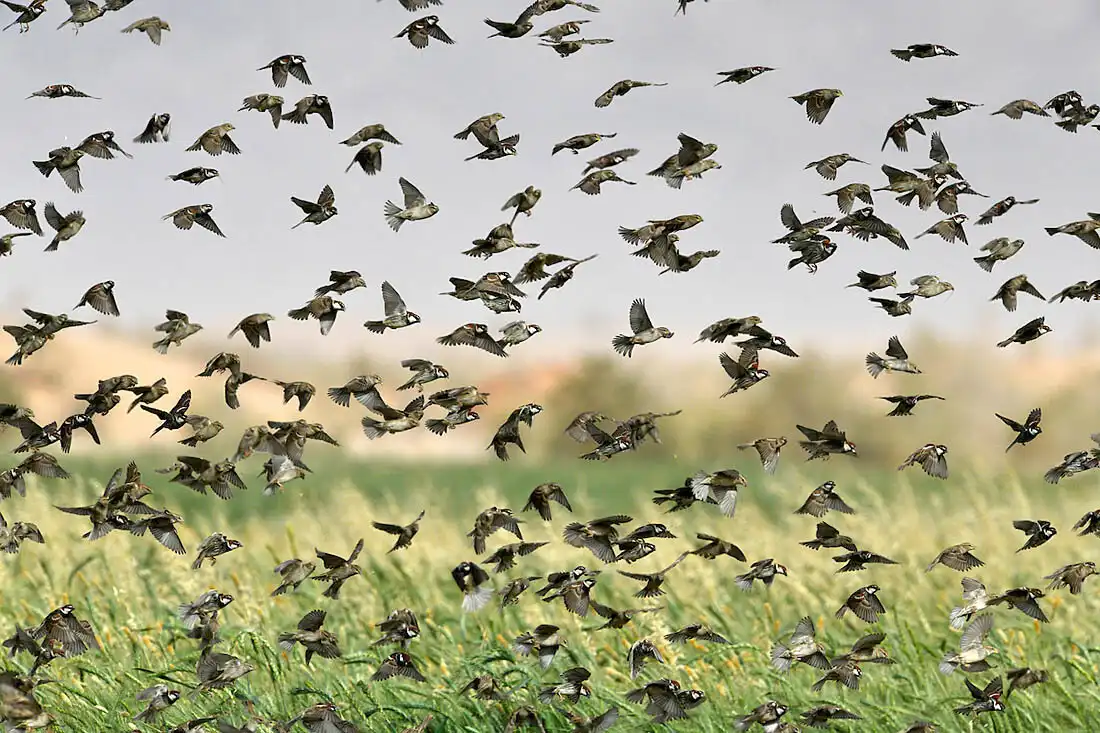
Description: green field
xmin=2 ymin=456 xmax=1099 ymax=732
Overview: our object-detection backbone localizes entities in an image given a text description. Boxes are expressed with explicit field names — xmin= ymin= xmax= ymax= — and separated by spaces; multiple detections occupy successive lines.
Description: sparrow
xmin=76 ymin=130 xmax=132 ymax=160
xmin=271 ymin=558 xmax=316 ymax=596
xmin=612 ymin=298 xmax=673 ymax=357
xmin=617 ymin=552 xmax=688 ymax=598
xmin=519 ymin=485 xmax=567 ymax=525
xmin=1005 ymin=668 xmax=1049 ymax=698
xmin=185 ymin=123 xmax=240 ymax=156
xmin=42 ymin=202 xmax=85 ymax=251
xmin=954 ymin=677 xmax=1005 ymax=716
xmin=683 ymin=469 xmax=745 ymax=517
xmin=141 ymin=390 xmax=191 ymax=437
xmin=501 ymin=185 xmax=542 ymax=225
xmin=907 ymin=274 xmax=954 ymax=298
xmin=996 ymin=317 xmax=1051 ymax=347
xmin=538 ymin=667 xmax=592 ymax=704
xmin=227 ymin=313 xmax=274 ymax=348
xmin=551 ymin=131 xmax=615 ymax=154
xmin=1044 ymin=561 xmax=1097 ymax=594
xmin=258 ymin=54 xmax=310 ymax=89
xmin=790 ymin=88 xmax=843 ymax=124
xmin=163 ymin=204 xmax=224 ymax=237
xmin=191 ymin=532 xmax=243 ymax=570
xmin=452 ymin=561 xmax=493 ymax=613
xmin=133 ymin=685 xmax=180 ymax=723
xmin=880 ymin=394 xmax=944 ymax=417
xmin=1045 ymin=214 xmax=1100 ymax=248
xmin=282 ymin=94 xmax=334 ymax=129
xmin=384 ymin=177 xmax=439 ymax=231
xmin=26 ymin=83 xmax=99 ymax=99
xmin=239 ymin=93 xmax=284 ymax=128
xmin=562 ymin=514 xmax=630 ymax=562
xmin=71 ymin=282 xmax=119 ymax=320
xmin=312 ymin=538 xmax=364 ymax=599
xmin=891 ymin=43 xmax=958 ymax=60
xmin=898 ymin=444 xmax=949 ymax=479
xmin=833 ymin=549 xmax=899 ymax=573
xmin=341 ymin=123 xmax=401 ymax=146
xmin=128 ymin=510 xmax=185 ymax=555
xmin=291 ymin=184 xmax=337 ymax=228
xmin=488 ymin=403 xmax=541 ymax=460
xmin=836 ymin=585 xmax=886 ymax=623
xmin=694 ymin=315 xmax=762 ymax=343
xmin=881 ymin=113 xmax=926 ymax=151
xmin=0 ymin=511 xmax=44 ymax=554
xmin=1 ymin=0 xmax=45 ymax=32
xmin=436 ymin=323 xmax=507 ymax=357
xmin=977 ymin=195 xmax=1040 ymax=225
xmin=278 ymin=610 xmax=341 ymax=666
xmin=396 ymin=14 xmax=454 ymax=48
xmin=988 ymin=587 xmax=1048 ymax=623
xmin=364 ymin=281 xmax=420 ymax=333
xmin=326 ymin=375 xmax=382 ymax=408
xmin=927 ymin=543 xmax=984 ymax=573
xmin=33 ymin=147 xmax=85 ymax=194
xmin=770 ymin=616 xmax=828 ymax=672
xmin=734 ymin=558 xmax=788 ymax=591
xmin=1044 ymin=90 xmax=1083 ymax=117
xmin=916 ymin=214 xmax=968 ymax=244
xmin=373 ymin=608 xmax=420 ymax=648
xmin=940 ymin=614 xmax=997 ymax=674
xmin=1044 ymin=450 xmax=1100 ymax=484
xmin=735 ymin=325 xmax=800 ymax=359
xmin=800 ymin=521 xmax=857 ymax=552
xmin=583 ymin=147 xmax=640 ymax=173
xmin=797 ymin=420 xmax=857 ymax=461
xmin=869 ymin=293 xmax=915 ymax=317
xmin=715 ymin=65 xmax=775 ymax=86
xmin=733 ymin=701 xmax=789 ymax=732
xmin=866 ymin=335 xmax=920 ymax=378
xmin=827 ymin=183 xmax=876 ymax=213
xmin=537 ymin=253 xmax=598 ymax=299
xmin=571 ymin=169 xmax=636 ymax=195
xmin=195 ymin=652 xmax=254 ymax=693
xmin=121 ymin=15 xmax=169 ymax=44
xmin=1056 ymin=103 xmax=1100 ymax=132
xmin=594 ymin=79 xmax=668 ymax=108
xmin=134 ymin=112 xmax=171 ymax=143
xmin=359 ymin=393 xmax=425 ymax=439
xmin=287 ymin=296 xmax=345 ymax=335
xmin=916 ymin=97 xmax=983 ymax=119
xmin=811 ymin=660 xmax=862 ymax=692
xmin=997 ymin=408 xmax=1042 ymax=451
xmin=689 ymin=533 xmax=745 ymax=561
xmin=737 ymin=436 xmax=787 ymax=473
xmin=805 ymin=153 xmax=866 ymax=180
xmin=30 ymin=605 xmax=99 ymax=656
xmin=0 ymin=199 xmax=42 ymax=235
xmin=346 ymin=140 xmax=383 ymax=175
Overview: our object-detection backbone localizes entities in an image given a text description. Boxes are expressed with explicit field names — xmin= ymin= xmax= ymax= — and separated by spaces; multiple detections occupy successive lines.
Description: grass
xmin=1 ymin=456 xmax=1099 ymax=732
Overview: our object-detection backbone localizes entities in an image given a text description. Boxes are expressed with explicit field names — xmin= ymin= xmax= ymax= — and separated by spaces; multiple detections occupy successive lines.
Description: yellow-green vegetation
xmin=1 ymin=458 xmax=1099 ymax=732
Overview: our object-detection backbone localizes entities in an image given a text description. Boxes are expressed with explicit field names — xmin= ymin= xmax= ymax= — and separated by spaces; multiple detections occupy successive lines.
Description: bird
xmin=290 ymin=185 xmax=337 ymax=229
xmin=612 ymin=299 xmax=673 ymax=357
xmin=121 ymin=16 xmax=169 ymax=44
xmin=865 ymin=336 xmax=920 ymax=378
xmin=996 ymin=408 xmax=1043 ymax=451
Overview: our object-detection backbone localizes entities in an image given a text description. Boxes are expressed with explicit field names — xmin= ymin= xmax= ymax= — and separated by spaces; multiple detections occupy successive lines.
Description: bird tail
xmin=611 ymin=334 xmax=635 ymax=358
xmin=865 ymin=353 xmax=885 ymax=378
xmin=152 ymin=337 xmax=172 ymax=354
xmin=800 ymin=540 xmax=823 ymax=550
xmin=32 ymin=160 xmax=53 ymax=178
xmin=361 ymin=417 xmax=387 ymax=440
xmin=384 ymin=200 xmax=405 ymax=231
xmin=948 ymin=607 xmax=969 ymax=630
xmin=424 ymin=419 xmax=450 ymax=436
xmin=5 ymin=351 xmax=24 ymax=366
xmin=996 ymin=337 xmax=1013 ymax=348
xmin=1044 ymin=227 xmax=1060 ymax=236
xmin=770 ymin=642 xmax=792 ymax=672
xmin=938 ymin=655 xmax=958 ymax=675
xmin=363 ymin=320 xmax=387 ymax=334
xmin=973 ymin=255 xmax=996 ymax=271
xmin=277 ymin=633 xmax=296 ymax=651
xmin=462 ymin=586 xmax=494 ymax=613
xmin=191 ymin=555 xmax=205 ymax=571
xmin=890 ymin=49 xmax=913 ymax=61
xmin=733 ymin=573 xmax=754 ymax=592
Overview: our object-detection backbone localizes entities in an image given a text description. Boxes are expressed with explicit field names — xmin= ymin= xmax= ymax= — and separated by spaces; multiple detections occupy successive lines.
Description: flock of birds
xmin=1 ymin=1 xmax=1100 ymax=732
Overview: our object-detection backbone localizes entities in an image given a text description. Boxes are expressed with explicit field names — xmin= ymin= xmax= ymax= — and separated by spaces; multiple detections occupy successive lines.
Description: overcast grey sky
xmin=3 ymin=0 xmax=1100 ymax=359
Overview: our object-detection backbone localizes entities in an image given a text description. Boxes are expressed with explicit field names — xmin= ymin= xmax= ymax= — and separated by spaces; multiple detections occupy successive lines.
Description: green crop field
xmin=2 ymin=457 xmax=1099 ymax=732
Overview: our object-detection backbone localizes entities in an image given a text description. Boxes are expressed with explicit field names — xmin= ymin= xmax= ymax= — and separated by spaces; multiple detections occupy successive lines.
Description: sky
xmin=3 ymin=0 xmax=1100 ymax=361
